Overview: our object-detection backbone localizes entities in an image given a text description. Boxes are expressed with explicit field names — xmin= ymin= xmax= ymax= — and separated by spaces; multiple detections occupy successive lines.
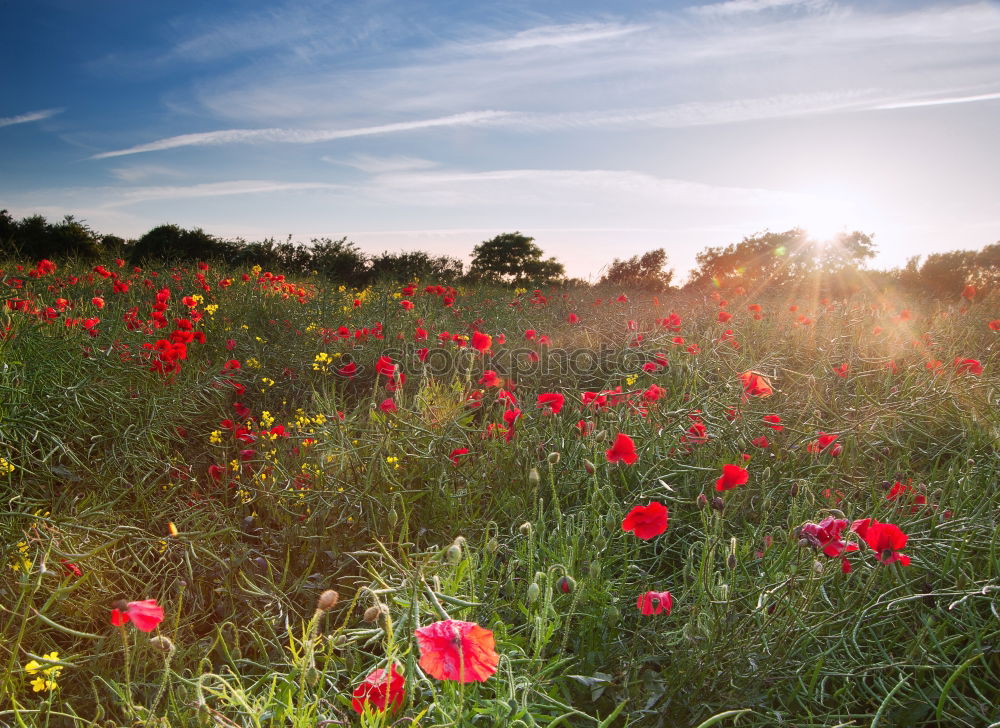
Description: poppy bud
xmin=547 ymin=452 xmax=560 ymax=464
xmin=605 ymin=605 xmax=620 ymax=622
xmin=727 ymin=553 xmax=737 ymax=570
xmin=797 ymin=538 xmax=811 ymax=548
xmin=149 ymin=635 xmax=175 ymax=653
xmin=696 ymin=493 xmax=708 ymax=509
xmin=526 ymin=582 xmax=540 ymax=604
xmin=387 ymin=507 xmax=398 ymax=527
xmin=593 ymin=430 xmax=607 ymax=442
xmin=556 ymin=575 xmax=576 ymax=594
xmin=330 ymin=634 xmax=349 ymax=649
xmin=813 ymin=560 xmax=825 ymax=574
xmin=588 ymin=562 xmax=601 ymax=579
xmin=253 ymin=557 xmax=267 ymax=570
xmin=829 ymin=444 xmax=842 ymax=457
xmin=519 ymin=522 xmax=533 ymax=536
xmin=363 ymin=605 xmax=383 ymax=623
xmin=594 ymin=533 xmax=607 ymax=550
xmin=486 ymin=537 xmax=499 ymax=554
xmin=528 ymin=468 xmax=540 ymax=486
xmin=317 ymin=590 xmax=339 ymax=611
xmin=789 ymin=482 xmax=799 ymax=497
xmin=446 ymin=543 xmax=462 ymax=564
xmin=305 ymin=667 xmax=320 ymax=686
xmin=583 ymin=459 xmax=596 ymax=474
xmin=711 ymin=496 xmax=725 ymax=512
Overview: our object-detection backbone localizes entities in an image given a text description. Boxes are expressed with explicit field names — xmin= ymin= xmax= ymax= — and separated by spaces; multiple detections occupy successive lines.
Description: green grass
xmin=1 ymin=259 xmax=998 ymax=727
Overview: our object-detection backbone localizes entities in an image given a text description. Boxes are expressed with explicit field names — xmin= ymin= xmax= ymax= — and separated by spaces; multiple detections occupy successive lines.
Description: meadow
xmin=0 ymin=257 xmax=997 ymax=727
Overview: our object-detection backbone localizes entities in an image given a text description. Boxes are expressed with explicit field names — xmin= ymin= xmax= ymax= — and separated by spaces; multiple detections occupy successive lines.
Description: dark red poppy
xmin=338 ymin=361 xmax=357 ymax=377
xmin=621 ymin=501 xmax=669 ymax=540
xmin=379 ymin=398 xmax=397 ymax=413
xmin=799 ymin=517 xmax=858 ymax=559
xmin=606 ymin=433 xmax=638 ymax=465
xmin=715 ymin=464 xmax=749 ymax=491
xmin=351 ymin=665 xmax=404 ymax=715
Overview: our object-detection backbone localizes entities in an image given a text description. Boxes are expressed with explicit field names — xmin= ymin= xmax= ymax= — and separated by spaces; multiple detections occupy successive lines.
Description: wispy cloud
xmin=689 ymin=0 xmax=826 ymax=17
xmin=873 ymin=90 xmax=1000 ymax=110
xmin=321 ymin=154 xmax=439 ymax=174
xmin=0 ymin=108 xmax=63 ymax=129
xmin=476 ymin=22 xmax=648 ymax=52
xmin=91 ymin=111 xmax=509 ymax=159
xmin=104 ymin=179 xmax=346 ymax=206
xmin=109 ymin=165 xmax=186 ymax=182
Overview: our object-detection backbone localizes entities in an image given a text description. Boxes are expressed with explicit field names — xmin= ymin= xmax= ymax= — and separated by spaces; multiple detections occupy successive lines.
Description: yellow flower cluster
xmin=208 ymin=430 xmax=222 ymax=445
xmin=204 ymin=304 xmax=219 ymax=315
xmin=25 ymin=652 xmax=62 ymax=693
xmin=313 ymin=352 xmax=332 ymax=373
xmin=386 ymin=456 xmax=401 ymax=470
xmin=9 ymin=541 xmax=31 ymax=573
xmin=0 ymin=457 xmax=14 ymax=473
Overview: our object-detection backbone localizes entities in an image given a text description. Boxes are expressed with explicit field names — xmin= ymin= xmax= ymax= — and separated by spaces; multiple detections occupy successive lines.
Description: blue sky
xmin=3 ymin=0 xmax=999 ymax=280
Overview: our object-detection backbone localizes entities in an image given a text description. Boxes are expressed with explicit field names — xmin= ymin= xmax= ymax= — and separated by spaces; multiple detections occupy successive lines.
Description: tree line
xmin=1 ymin=209 xmax=996 ymax=297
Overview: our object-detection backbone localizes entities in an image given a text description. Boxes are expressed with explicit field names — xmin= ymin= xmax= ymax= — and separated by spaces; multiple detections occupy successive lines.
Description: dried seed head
xmin=317 ymin=590 xmax=339 ymax=611
xmin=547 ymin=451 xmax=561 ymax=464
xmin=363 ymin=605 xmax=383 ymax=623
xmin=518 ymin=521 xmax=533 ymax=536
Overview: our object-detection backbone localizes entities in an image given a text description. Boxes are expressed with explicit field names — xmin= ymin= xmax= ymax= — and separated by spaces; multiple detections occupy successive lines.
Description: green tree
xmin=469 ymin=232 xmax=565 ymax=285
xmin=599 ymin=248 xmax=674 ymax=292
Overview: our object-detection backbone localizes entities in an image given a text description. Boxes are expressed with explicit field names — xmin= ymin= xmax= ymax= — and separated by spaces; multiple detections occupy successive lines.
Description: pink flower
xmin=637 ymin=591 xmax=673 ymax=615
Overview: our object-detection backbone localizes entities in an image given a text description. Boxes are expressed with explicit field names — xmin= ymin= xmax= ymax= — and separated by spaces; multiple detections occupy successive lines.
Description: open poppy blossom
xmin=715 ymin=464 xmax=749 ymax=491
xmin=351 ymin=664 xmax=405 ymax=714
xmin=471 ymin=331 xmax=492 ymax=353
xmin=536 ymin=392 xmax=565 ymax=415
xmin=606 ymin=433 xmax=638 ymax=465
xmin=110 ymin=599 xmax=164 ymax=632
xmin=738 ymin=371 xmax=773 ymax=399
xmin=637 ymin=590 xmax=673 ymax=615
xmin=621 ymin=501 xmax=669 ymax=540
xmin=806 ymin=431 xmax=839 ymax=454
xmin=763 ymin=414 xmax=783 ymax=431
xmin=851 ymin=519 xmax=910 ymax=566
xmin=449 ymin=448 xmax=469 ymax=465
xmin=414 ymin=619 xmax=499 ymax=682
xmin=799 ymin=517 xmax=859 ymax=560
xmin=953 ymin=358 xmax=983 ymax=376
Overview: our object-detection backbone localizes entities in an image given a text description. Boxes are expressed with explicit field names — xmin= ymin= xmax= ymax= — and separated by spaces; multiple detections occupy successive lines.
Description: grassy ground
xmin=1 ymin=258 xmax=997 ymax=727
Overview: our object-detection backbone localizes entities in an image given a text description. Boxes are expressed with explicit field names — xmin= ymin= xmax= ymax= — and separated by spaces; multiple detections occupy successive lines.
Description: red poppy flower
xmin=763 ymin=414 xmax=783 ymax=431
xmin=449 ymin=448 xmax=469 ymax=465
xmin=989 ymin=319 xmax=1000 ymax=331
xmin=478 ymin=370 xmax=502 ymax=388
xmin=400 ymin=300 xmax=414 ymax=310
xmin=471 ymin=331 xmax=492 ymax=353
xmin=851 ymin=519 xmax=910 ymax=566
xmin=636 ymin=590 xmax=672 ymax=615
xmin=738 ymin=371 xmax=773 ymax=399
xmin=110 ymin=599 xmax=164 ymax=632
xmin=806 ymin=431 xmax=839 ymax=454
xmin=751 ymin=435 xmax=770 ymax=448
xmin=375 ymin=356 xmax=397 ymax=378
xmin=799 ymin=517 xmax=858 ymax=559
xmin=379 ymin=398 xmax=397 ymax=413
xmin=962 ymin=284 xmax=976 ymax=300
xmin=954 ymin=358 xmax=983 ymax=376
xmin=643 ymin=384 xmax=665 ymax=402
xmin=621 ymin=501 xmax=669 ymax=540
xmin=208 ymin=464 xmax=225 ymax=481
xmin=576 ymin=419 xmax=594 ymax=436
xmin=715 ymin=464 xmax=749 ymax=491
xmin=567 ymin=313 xmax=579 ymax=323
xmin=833 ymin=363 xmax=849 ymax=378
xmin=338 ymin=362 xmax=357 ymax=377
xmin=414 ymin=619 xmax=499 ymax=682
xmin=605 ymin=433 xmax=638 ymax=465
xmin=717 ymin=311 xmax=732 ymax=323
xmin=537 ymin=392 xmax=565 ymax=415
xmin=351 ymin=664 xmax=405 ymax=714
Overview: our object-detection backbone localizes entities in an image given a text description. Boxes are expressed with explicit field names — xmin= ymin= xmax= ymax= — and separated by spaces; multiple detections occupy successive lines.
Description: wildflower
xmin=605 ymin=433 xmax=638 ymax=465
xmin=637 ymin=591 xmax=673 ymax=615
xmin=763 ymin=414 xmax=783 ymax=431
xmin=989 ymin=319 xmax=1000 ymax=331
xmin=799 ymin=517 xmax=858 ymax=561
xmin=738 ymin=371 xmax=773 ymax=399
xmin=25 ymin=651 xmax=62 ymax=692
xmin=806 ymin=432 xmax=839 ymax=454
xmin=621 ymin=502 xmax=669 ymax=540
xmin=379 ymin=398 xmax=397 ymax=413
xmin=352 ymin=664 xmax=405 ymax=714
xmin=751 ymin=435 xmax=770 ymax=448
xmin=414 ymin=619 xmax=499 ymax=682
xmin=471 ymin=331 xmax=492 ymax=353
xmin=833 ymin=363 xmax=849 ymax=378
xmin=110 ymin=599 xmax=165 ymax=632
xmin=851 ymin=519 xmax=910 ymax=566
xmin=449 ymin=448 xmax=469 ymax=465
xmin=536 ymin=392 xmax=565 ymax=415
xmin=715 ymin=464 xmax=749 ymax=492
xmin=954 ymin=358 xmax=983 ymax=376
xmin=717 ymin=311 xmax=732 ymax=323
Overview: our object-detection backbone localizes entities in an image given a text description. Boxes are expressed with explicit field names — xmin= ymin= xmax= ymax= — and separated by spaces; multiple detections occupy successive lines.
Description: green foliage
xmin=470 ymin=232 xmax=566 ymax=285
xmin=0 ymin=211 xmax=103 ymax=260
xmin=369 ymin=250 xmax=464 ymax=283
xmin=600 ymin=249 xmax=674 ymax=292
xmin=904 ymin=242 xmax=1000 ymax=297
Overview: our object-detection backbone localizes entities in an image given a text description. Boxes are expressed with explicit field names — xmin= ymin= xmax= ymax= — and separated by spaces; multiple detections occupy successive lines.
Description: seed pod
xmin=547 ymin=452 xmax=560 ymax=465
xmin=526 ymin=582 xmax=540 ymax=604
xmin=518 ymin=521 xmax=533 ymax=536
xmin=317 ymin=590 xmax=339 ymax=611
xmin=363 ymin=605 xmax=383 ymax=623
xmin=149 ymin=635 xmax=175 ymax=653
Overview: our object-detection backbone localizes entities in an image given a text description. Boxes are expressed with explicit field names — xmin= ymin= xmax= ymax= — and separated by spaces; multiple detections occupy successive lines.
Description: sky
xmin=2 ymin=0 xmax=999 ymax=281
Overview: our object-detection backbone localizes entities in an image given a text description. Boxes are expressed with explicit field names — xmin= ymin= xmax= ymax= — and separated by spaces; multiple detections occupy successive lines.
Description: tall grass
xmin=0 ymin=259 xmax=997 ymax=726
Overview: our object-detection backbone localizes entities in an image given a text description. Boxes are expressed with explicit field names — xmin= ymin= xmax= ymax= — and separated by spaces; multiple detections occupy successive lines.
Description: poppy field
xmin=1 ymin=257 xmax=998 ymax=727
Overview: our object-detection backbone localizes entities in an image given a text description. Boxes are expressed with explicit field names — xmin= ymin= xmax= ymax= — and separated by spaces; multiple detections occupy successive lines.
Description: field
xmin=1 ymin=257 xmax=998 ymax=727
